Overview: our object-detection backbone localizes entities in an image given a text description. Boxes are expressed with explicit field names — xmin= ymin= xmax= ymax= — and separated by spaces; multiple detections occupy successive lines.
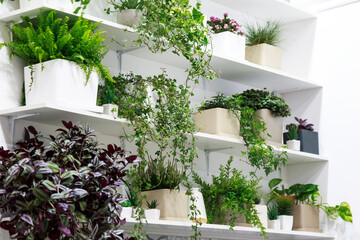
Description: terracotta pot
xmin=194 ymin=108 xmax=240 ymax=138
xmin=245 ymin=43 xmax=282 ymax=70
xmin=141 ymin=189 xmax=189 ymax=222
xmin=255 ymin=109 xmax=283 ymax=146
xmin=292 ymin=204 xmax=322 ymax=232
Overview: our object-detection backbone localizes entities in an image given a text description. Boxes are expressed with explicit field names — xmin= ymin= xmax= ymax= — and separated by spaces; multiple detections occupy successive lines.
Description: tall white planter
xmin=211 ymin=32 xmax=245 ymax=62
xmin=0 ymin=22 xmax=24 ymax=110
xmin=0 ymin=0 xmax=19 ymax=14
xmin=279 ymin=215 xmax=293 ymax=231
xmin=19 ymin=0 xmax=73 ymax=11
xmin=255 ymin=205 xmax=268 ymax=228
xmin=24 ymin=59 xmax=99 ymax=110
xmin=188 ymin=188 xmax=207 ymax=223
xmin=117 ymin=9 xmax=143 ymax=27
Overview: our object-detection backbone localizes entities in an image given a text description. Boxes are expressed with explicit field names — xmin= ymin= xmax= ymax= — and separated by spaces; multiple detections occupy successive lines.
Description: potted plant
xmin=236 ymin=89 xmax=291 ymax=145
xmin=0 ymin=0 xmax=18 ymax=14
xmin=194 ymin=93 xmax=241 ymax=138
xmin=98 ymin=84 xmax=119 ymax=118
xmin=254 ymin=198 xmax=268 ymax=229
xmin=108 ymin=0 xmax=144 ymax=27
xmin=120 ymin=201 xmax=133 ymax=220
xmin=284 ymin=117 xmax=319 ymax=154
xmin=0 ymin=10 xmax=112 ymax=110
xmin=193 ymin=157 xmax=266 ymax=237
xmin=244 ymin=20 xmax=283 ymax=69
xmin=144 ymin=200 xmax=160 ymax=221
xmin=0 ymin=121 xmax=140 ymax=239
xmin=285 ymin=123 xmax=301 ymax=150
xmin=267 ymin=205 xmax=280 ymax=230
xmin=207 ymin=13 xmax=245 ymax=62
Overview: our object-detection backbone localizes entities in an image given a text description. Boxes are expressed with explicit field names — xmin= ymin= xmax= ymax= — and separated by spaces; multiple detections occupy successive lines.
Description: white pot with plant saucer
xmin=117 ymin=9 xmax=143 ymax=27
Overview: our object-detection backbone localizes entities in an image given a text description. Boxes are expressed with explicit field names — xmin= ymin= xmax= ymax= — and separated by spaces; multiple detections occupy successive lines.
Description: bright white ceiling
xmin=288 ymin=0 xmax=360 ymax=12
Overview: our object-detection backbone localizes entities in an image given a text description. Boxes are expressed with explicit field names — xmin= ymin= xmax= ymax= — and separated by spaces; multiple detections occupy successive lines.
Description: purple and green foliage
xmin=0 ymin=121 xmax=140 ymax=240
xmin=295 ymin=117 xmax=314 ymax=131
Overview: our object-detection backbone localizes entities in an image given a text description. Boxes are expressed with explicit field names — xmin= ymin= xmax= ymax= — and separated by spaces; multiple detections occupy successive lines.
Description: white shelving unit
xmin=122 ymin=219 xmax=334 ymax=240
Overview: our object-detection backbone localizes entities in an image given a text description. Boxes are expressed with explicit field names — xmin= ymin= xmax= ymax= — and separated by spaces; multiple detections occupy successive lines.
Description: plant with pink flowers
xmin=207 ymin=13 xmax=244 ymax=35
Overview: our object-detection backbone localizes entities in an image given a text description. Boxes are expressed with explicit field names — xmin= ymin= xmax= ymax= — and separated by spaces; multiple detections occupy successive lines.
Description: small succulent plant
xmin=295 ymin=117 xmax=314 ymax=131
xmin=146 ymin=200 xmax=159 ymax=209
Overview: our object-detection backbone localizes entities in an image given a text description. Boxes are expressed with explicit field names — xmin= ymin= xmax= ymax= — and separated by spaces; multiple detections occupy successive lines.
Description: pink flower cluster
xmin=208 ymin=13 xmax=244 ymax=35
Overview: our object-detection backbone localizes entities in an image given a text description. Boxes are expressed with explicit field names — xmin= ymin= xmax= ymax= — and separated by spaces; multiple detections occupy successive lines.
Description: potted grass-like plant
xmin=108 ymin=0 xmax=144 ymax=27
xmin=145 ymin=200 xmax=160 ymax=221
xmin=267 ymin=205 xmax=280 ymax=230
xmin=207 ymin=13 xmax=245 ymax=62
xmin=244 ymin=20 xmax=283 ymax=69
xmin=98 ymin=84 xmax=119 ymax=118
xmin=285 ymin=123 xmax=301 ymax=150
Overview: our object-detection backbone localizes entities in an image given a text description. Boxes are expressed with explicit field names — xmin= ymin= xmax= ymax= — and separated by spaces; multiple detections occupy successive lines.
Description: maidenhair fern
xmin=0 ymin=10 xmax=112 ymax=84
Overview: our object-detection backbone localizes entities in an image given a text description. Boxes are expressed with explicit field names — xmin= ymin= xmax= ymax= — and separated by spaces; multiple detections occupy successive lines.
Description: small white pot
xmin=255 ymin=205 xmax=268 ymax=228
xmin=188 ymin=188 xmax=207 ymax=223
xmin=117 ymin=9 xmax=143 ymax=27
xmin=0 ymin=0 xmax=19 ymax=14
xmin=19 ymin=0 xmax=73 ymax=11
xmin=24 ymin=59 xmax=99 ymax=110
xmin=103 ymin=104 xmax=118 ymax=118
xmin=287 ymin=140 xmax=301 ymax=151
xmin=211 ymin=32 xmax=245 ymax=62
xmin=279 ymin=215 xmax=293 ymax=231
xmin=268 ymin=219 xmax=281 ymax=230
xmin=120 ymin=207 xmax=133 ymax=219
xmin=145 ymin=209 xmax=160 ymax=221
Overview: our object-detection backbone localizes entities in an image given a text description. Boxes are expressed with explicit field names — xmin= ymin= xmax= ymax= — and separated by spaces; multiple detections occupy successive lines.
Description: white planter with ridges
xmin=145 ymin=209 xmax=161 ymax=221
xmin=117 ymin=9 xmax=143 ymax=27
xmin=268 ymin=219 xmax=281 ymax=230
xmin=287 ymin=139 xmax=301 ymax=151
xmin=211 ymin=32 xmax=245 ymax=62
xmin=120 ymin=207 xmax=133 ymax=219
xmin=24 ymin=59 xmax=99 ymax=110
xmin=188 ymin=188 xmax=207 ymax=223
xmin=279 ymin=215 xmax=293 ymax=231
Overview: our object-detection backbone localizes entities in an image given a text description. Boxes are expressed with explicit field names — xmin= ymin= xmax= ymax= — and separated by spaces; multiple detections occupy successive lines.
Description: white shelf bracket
xmin=117 ymin=46 xmax=144 ymax=74
xmin=119 ymin=136 xmax=126 ymax=150
xmin=8 ymin=113 xmax=39 ymax=149
xmin=204 ymin=147 xmax=233 ymax=176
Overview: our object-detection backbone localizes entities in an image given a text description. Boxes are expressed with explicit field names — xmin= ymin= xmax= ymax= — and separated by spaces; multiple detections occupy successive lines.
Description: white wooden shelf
xmin=126 ymin=48 xmax=321 ymax=93
xmin=122 ymin=219 xmax=334 ymax=240
xmin=210 ymin=0 xmax=316 ymax=23
xmin=0 ymin=105 xmax=328 ymax=165
xmin=0 ymin=5 xmax=139 ymax=52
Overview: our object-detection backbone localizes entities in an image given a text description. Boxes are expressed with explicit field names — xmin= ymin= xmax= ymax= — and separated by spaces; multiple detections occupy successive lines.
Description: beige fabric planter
xmin=292 ymin=204 xmax=322 ymax=232
xmin=255 ymin=109 xmax=283 ymax=146
xmin=194 ymin=108 xmax=240 ymax=138
xmin=245 ymin=43 xmax=282 ymax=70
xmin=141 ymin=189 xmax=189 ymax=222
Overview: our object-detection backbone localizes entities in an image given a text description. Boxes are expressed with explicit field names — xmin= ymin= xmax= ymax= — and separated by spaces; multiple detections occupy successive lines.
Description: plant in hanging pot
xmin=267 ymin=205 xmax=280 ymax=230
xmin=284 ymin=117 xmax=319 ymax=154
xmin=0 ymin=121 xmax=140 ymax=239
xmin=244 ymin=20 xmax=283 ymax=69
xmin=207 ymin=13 xmax=245 ymax=62
xmin=236 ymin=88 xmax=291 ymax=145
xmin=144 ymin=200 xmax=160 ymax=221
xmin=285 ymin=123 xmax=301 ymax=150
xmin=0 ymin=10 xmax=112 ymax=110
xmin=108 ymin=0 xmax=144 ymax=27
xmin=194 ymin=93 xmax=242 ymax=138
xmin=193 ymin=157 xmax=266 ymax=237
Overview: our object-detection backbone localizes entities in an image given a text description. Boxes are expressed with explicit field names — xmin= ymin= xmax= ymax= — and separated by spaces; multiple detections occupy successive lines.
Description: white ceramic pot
xmin=117 ymin=9 xmax=143 ymax=27
xmin=83 ymin=0 xmax=115 ymax=22
xmin=24 ymin=59 xmax=99 ymax=110
xmin=120 ymin=206 xmax=133 ymax=219
xmin=287 ymin=140 xmax=301 ymax=151
xmin=188 ymin=188 xmax=207 ymax=223
xmin=0 ymin=22 xmax=24 ymax=110
xmin=19 ymin=0 xmax=73 ymax=11
xmin=103 ymin=104 xmax=118 ymax=118
xmin=268 ymin=219 xmax=281 ymax=230
xmin=145 ymin=209 xmax=161 ymax=221
xmin=211 ymin=32 xmax=245 ymax=62
xmin=0 ymin=0 xmax=19 ymax=14
xmin=255 ymin=205 xmax=268 ymax=228
xmin=245 ymin=43 xmax=282 ymax=69
xmin=279 ymin=215 xmax=294 ymax=231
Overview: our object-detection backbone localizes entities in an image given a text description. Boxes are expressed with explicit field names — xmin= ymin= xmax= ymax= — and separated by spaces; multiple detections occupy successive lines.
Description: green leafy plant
xmin=245 ymin=20 xmax=283 ymax=47
xmin=99 ymin=84 xmax=118 ymax=105
xmin=276 ymin=195 xmax=295 ymax=215
xmin=0 ymin=10 xmax=112 ymax=85
xmin=267 ymin=205 xmax=279 ymax=220
xmin=236 ymin=89 xmax=291 ymax=117
xmin=146 ymin=200 xmax=159 ymax=209
xmin=126 ymin=188 xmax=140 ymax=208
xmin=198 ymin=93 xmax=241 ymax=111
xmin=108 ymin=0 xmax=144 ymax=11
xmin=193 ymin=157 xmax=266 ymax=237
xmin=121 ymin=201 xmax=132 ymax=208
xmin=287 ymin=123 xmax=299 ymax=140
xmin=0 ymin=121 xmax=140 ymax=239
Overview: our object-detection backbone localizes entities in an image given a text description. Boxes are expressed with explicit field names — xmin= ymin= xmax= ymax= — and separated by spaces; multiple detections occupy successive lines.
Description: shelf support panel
xmin=8 ymin=113 xmax=39 ymax=149
xmin=204 ymin=147 xmax=233 ymax=176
